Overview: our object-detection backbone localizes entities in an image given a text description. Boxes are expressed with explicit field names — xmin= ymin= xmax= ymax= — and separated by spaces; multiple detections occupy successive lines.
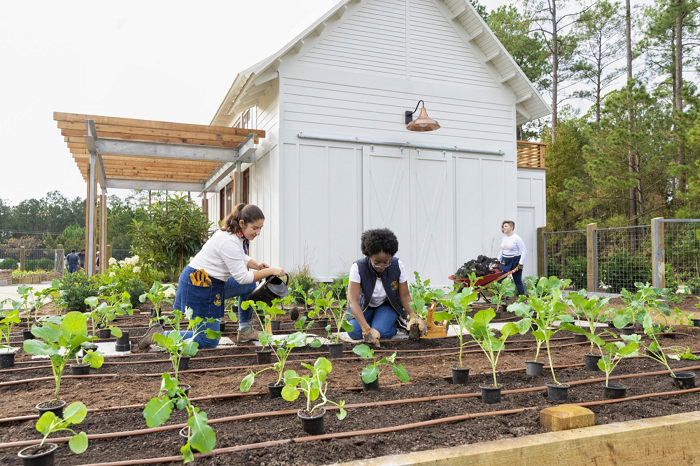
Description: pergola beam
xmin=201 ymin=134 xmax=257 ymax=193
xmin=94 ymin=138 xmax=239 ymax=162
xmin=105 ymin=179 xmax=204 ymax=191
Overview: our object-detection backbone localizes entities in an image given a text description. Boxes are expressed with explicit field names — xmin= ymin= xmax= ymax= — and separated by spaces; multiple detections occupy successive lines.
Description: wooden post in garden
xmin=587 ymin=223 xmax=597 ymax=292
xmin=537 ymin=226 xmax=548 ymax=277
xmin=100 ymin=192 xmax=107 ymax=274
xmin=652 ymin=217 xmax=665 ymax=289
xmin=20 ymin=246 xmax=25 ymax=271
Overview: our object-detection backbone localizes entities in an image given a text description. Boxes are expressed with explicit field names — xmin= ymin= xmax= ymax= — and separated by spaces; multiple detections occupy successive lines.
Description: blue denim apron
xmin=173 ymin=265 xmax=226 ymax=319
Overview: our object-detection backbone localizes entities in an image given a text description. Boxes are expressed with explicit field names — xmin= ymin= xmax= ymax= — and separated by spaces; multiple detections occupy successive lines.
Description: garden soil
xmin=2 ymin=309 xmax=700 ymax=465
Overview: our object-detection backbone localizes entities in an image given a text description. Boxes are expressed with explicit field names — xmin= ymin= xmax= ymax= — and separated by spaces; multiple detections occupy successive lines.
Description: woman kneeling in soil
xmin=347 ymin=228 xmax=427 ymax=347
xmin=138 ymin=203 xmax=286 ymax=350
xmin=497 ymin=220 xmax=527 ymax=296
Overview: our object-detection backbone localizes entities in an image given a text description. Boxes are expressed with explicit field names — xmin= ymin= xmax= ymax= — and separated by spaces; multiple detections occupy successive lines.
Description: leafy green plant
xmin=330 ymin=274 xmax=349 ymax=301
xmin=510 ymin=277 xmax=574 ymax=385
xmin=312 ymin=291 xmax=353 ymax=344
xmin=433 ymin=281 xmax=479 ymax=368
xmin=240 ymin=324 xmax=319 ymax=391
xmin=58 ymin=273 xmax=99 ymax=312
xmin=290 ymin=279 xmax=315 ymax=314
xmin=241 ymin=300 xmax=286 ymax=350
xmin=0 ymin=257 xmax=18 ymax=269
xmin=36 ymin=280 xmax=62 ymax=316
xmin=83 ymin=296 xmax=124 ymax=339
xmin=281 ymin=357 xmax=347 ymax=419
xmin=596 ymin=333 xmax=640 ymax=386
xmin=409 ymin=271 xmax=445 ymax=320
xmin=17 ymin=284 xmax=35 ymax=330
xmin=139 ymin=282 xmax=174 ymax=320
xmin=34 ymin=402 xmax=89 ymax=454
xmin=23 ymin=311 xmax=103 ymax=400
xmin=155 ymin=308 xmax=219 ymax=378
xmin=352 ymin=344 xmax=409 ymax=384
xmin=0 ymin=308 xmax=21 ymax=349
xmin=639 ymin=311 xmax=699 ymax=376
xmin=563 ymin=290 xmax=610 ymax=354
xmin=143 ymin=373 xmax=215 ymax=462
xmin=486 ymin=278 xmax=515 ymax=315
xmin=463 ymin=309 xmax=530 ymax=387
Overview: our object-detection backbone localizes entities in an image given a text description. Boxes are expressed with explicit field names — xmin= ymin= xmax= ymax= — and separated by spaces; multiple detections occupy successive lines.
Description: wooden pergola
xmin=54 ymin=112 xmax=265 ymax=276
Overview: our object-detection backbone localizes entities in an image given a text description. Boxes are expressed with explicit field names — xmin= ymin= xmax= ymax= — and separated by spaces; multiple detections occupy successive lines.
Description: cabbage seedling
xmin=433 ymin=284 xmax=479 ymax=368
xmin=33 ymin=402 xmax=89 ymax=454
xmin=595 ymin=333 xmax=640 ymax=386
xmin=281 ymin=357 xmax=347 ymax=419
xmin=139 ymin=282 xmax=174 ymax=321
xmin=409 ymin=271 xmax=445 ymax=320
xmin=353 ymin=344 xmax=409 ymax=384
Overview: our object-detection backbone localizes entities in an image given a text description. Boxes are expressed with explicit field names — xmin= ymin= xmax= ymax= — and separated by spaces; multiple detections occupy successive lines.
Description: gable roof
xmin=211 ymin=0 xmax=550 ymax=127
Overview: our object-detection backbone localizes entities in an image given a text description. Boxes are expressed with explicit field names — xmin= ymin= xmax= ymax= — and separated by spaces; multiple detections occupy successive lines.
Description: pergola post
xmin=87 ymin=152 xmax=97 ymax=276
xmin=100 ymin=190 xmax=107 ymax=274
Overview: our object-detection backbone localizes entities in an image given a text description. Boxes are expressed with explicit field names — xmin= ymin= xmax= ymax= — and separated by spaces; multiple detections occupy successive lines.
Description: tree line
xmin=473 ymin=0 xmax=700 ymax=230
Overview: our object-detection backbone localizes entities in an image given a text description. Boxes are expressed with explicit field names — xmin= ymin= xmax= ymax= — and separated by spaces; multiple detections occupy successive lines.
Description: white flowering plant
xmin=98 ymin=255 xmax=152 ymax=308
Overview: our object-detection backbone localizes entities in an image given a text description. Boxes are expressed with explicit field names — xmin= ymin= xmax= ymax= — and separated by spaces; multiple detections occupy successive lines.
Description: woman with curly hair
xmin=497 ymin=220 xmax=527 ymax=296
xmin=138 ymin=203 xmax=286 ymax=350
xmin=347 ymin=228 xmax=427 ymax=347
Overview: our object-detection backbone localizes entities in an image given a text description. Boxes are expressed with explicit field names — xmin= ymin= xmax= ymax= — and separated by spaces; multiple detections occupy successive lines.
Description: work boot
xmin=138 ymin=324 xmax=165 ymax=350
xmin=237 ymin=325 xmax=260 ymax=343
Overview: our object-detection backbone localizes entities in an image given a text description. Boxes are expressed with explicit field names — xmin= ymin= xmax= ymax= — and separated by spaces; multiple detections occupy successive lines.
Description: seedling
xmin=463 ymin=309 xmax=530 ymax=387
xmin=83 ymin=296 xmax=125 ymax=339
xmin=17 ymin=284 xmax=35 ymax=330
xmin=639 ymin=311 xmax=699 ymax=376
xmin=433 ymin=282 xmax=479 ymax=368
xmin=139 ymin=282 xmax=174 ymax=321
xmin=595 ymin=333 xmax=640 ymax=386
xmin=510 ymin=277 xmax=573 ymax=385
xmin=33 ymin=402 xmax=89 ymax=454
xmin=313 ymin=292 xmax=353 ymax=344
xmin=155 ymin=307 xmax=219 ymax=379
xmin=486 ymin=278 xmax=515 ymax=316
xmin=240 ymin=300 xmax=286 ymax=351
xmin=409 ymin=271 xmax=445 ymax=320
xmin=0 ymin=309 xmax=21 ymax=350
xmin=143 ymin=373 xmax=216 ymax=462
xmin=281 ymin=357 xmax=347 ymax=419
xmin=563 ymin=290 xmax=610 ymax=354
xmin=23 ymin=311 xmax=103 ymax=400
xmin=352 ymin=344 xmax=409 ymax=384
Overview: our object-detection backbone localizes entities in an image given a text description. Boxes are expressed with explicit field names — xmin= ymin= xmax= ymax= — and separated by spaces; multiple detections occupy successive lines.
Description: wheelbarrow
xmin=448 ymin=268 xmax=518 ymax=304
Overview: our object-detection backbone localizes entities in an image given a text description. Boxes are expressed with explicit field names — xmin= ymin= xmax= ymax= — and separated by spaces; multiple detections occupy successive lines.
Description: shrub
xmin=0 ymin=258 xmax=18 ymax=270
xmin=58 ymin=273 xmax=99 ymax=312
xmin=25 ymin=258 xmax=55 ymax=271
xmin=100 ymin=256 xmax=151 ymax=308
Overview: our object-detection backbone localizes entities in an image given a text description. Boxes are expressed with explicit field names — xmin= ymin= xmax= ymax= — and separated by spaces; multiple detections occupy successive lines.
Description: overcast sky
xmin=0 ymin=0 xmax=509 ymax=206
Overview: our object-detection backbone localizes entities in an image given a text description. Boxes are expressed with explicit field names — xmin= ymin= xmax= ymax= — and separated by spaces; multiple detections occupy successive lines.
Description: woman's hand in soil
xmin=361 ymin=325 xmax=381 ymax=347
xmin=407 ymin=316 xmax=428 ymax=340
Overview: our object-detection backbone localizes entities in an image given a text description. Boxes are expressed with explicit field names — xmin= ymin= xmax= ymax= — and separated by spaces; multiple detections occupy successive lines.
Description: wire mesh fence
xmin=543 ymin=230 xmax=587 ymax=289
xmin=595 ymin=226 xmax=652 ymax=293
xmin=111 ymin=249 xmax=133 ymax=261
xmin=0 ymin=248 xmax=21 ymax=269
xmin=659 ymin=220 xmax=700 ymax=294
xmin=0 ymin=248 xmax=65 ymax=277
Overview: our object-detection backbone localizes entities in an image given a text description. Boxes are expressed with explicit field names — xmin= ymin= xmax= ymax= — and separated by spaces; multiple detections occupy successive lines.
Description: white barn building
xmin=203 ymin=0 xmax=550 ymax=286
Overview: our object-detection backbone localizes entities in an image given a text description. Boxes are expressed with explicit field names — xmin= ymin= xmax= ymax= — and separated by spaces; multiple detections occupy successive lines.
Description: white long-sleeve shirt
xmin=189 ymin=230 xmax=254 ymax=283
xmin=497 ymin=233 xmax=527 ymax=265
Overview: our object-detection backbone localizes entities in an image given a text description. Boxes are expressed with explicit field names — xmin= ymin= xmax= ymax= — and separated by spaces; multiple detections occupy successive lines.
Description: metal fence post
xmin=651 ymin=217 xmax=665 ymax=289
xmin=587 ymin=223 xmax=597 ymax=291
xmin=537 ymin=226 xmax=547 ymax=277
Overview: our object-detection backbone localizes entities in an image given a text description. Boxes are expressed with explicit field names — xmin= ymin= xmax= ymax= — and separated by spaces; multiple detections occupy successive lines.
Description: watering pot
xmin=248 ymin=273 xmax=289 ymax=305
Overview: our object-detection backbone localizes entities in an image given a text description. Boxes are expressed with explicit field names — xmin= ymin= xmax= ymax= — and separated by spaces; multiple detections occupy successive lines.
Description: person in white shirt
xmin=138 ymin=203 xmax=286 ymax=350
xmin=497 ymin=220 xmax=527 ymax=296
xmin=347 ymin=228 xmax=427 ymax=347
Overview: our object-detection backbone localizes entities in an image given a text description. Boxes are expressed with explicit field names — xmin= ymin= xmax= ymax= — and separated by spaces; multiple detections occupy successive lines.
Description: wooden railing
xmin=517 ymin=141 xmax=547 ymax=169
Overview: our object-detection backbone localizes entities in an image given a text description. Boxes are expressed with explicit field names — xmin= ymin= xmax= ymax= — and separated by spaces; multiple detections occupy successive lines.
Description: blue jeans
xmin=500 ymin=255 xmax=525 ymax=295
xmin=347 ymin=303 xmax=398 ymax=340
xmin=168 ymin=319 xmax=221 ymax=350
xmin=224 ymin=276 xmax=257 ymax=328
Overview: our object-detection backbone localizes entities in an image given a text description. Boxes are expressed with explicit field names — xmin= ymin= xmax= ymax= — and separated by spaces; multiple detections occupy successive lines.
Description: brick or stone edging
xmin=337 ymin=410 xmax=700 ymax=465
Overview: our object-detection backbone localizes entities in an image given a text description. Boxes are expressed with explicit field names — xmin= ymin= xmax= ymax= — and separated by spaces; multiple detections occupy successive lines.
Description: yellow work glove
xmin=189 ymin=269 xmax=212 ymax=287
xmin=408 ymin=316 xmax=428 ymax=341
xmin=361 ymin=324 xmax=381 ymax=348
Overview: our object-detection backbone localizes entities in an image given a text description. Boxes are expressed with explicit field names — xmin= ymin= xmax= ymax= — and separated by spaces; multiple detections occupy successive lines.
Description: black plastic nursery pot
xmin=270 ymin=320 xmax=281 ymax=331
xmin=479 ymin=384 xmax=502 ymax=404
xmin=81 ymin=344 xmax=98 ymax=358
xmin=0 ymin=347 xmax=18 ymax=368
xmin=23 ymin=329 xmax=34 ymax=340
xmin=267 ymin=382 xmax=284 ymax=399
xmin=256 ymin=350 xmax=272 ymax=365
xmin=178 ymin=384 xmax=191 ymax=397
xmin=671 ymin=371 xmax=696 ymax=390
xmin=177 ymin=357 xmax=190 ymax=371
xmin=328 ymin=343 xmax=344 ymax=359
xmin=546 ymin=383 xmax=570 ymax=401
xmin=18 ymin=442 xmax=58 ymax=466
xmin=70 ymin=363 xmax=91 ymax=376
xmin=525 ymin=361 xmax=544 ymax=377
xmin=149 ymin=308 xmax=160 ymax=318
xmin=692 ymin=318 xmax=700 ymax=328
xmin=36 ymin=400 xmax=66 ymax=418
xmin=179 ymin=427 xmax=200 ymax=453
xmin=97 ymin=328 xmax=111 ymax=339
xmin=662 ymin=329 xmax=676 ymax=339
xmin=584 ymin=353 xmax=602 ymax=371
xmin=219 ymin=321 xmax=226 ymax=332
xmin=574 ymin=333 xmax=588 ymax=343
xmin=114 ymin=331 xmax=131 ymax=352
xmin=316 ymin=319 xmax=328 ymax=329
xmin=450 ymin=366 xmax=470 ymax=384
xmin=290 ymin=307 xmax=300 ymax=321
xmin=604 ymin=383 xmax=627 ymax=399
xmin=620 ymin=326 xmax=636 ymax=336
xmin=360 ymin=374 xmax=380 ymax=391
xmin=298 ymin=407 xmax=326 ymax=435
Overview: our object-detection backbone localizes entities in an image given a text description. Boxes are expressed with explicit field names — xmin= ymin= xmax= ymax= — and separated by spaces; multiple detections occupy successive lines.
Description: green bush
xmin=598 ymin=250 xmax=652 ymax=294
xmin=58 ymin=273 xmax=99 ymax=312
xmin=119 ymin=277 xmax=149 ymax=308
xmin=0 ymin=258 xmax=18 ymax=270
xmin=25 ymin=258 xmax=55 ymax=271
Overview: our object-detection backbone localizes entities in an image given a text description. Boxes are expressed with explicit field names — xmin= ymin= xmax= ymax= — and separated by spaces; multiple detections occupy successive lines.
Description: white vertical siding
xmin=516 ymin=168 xmax=547 ymax=273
